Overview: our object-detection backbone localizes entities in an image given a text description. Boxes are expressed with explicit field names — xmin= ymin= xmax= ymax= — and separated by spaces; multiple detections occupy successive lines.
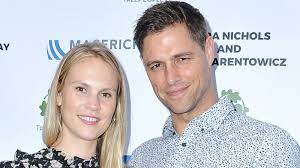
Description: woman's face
xmin=57 ymin=56 xmax=118 ymax=144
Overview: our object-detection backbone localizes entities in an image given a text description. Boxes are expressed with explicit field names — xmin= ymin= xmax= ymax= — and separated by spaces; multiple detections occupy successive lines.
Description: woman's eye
xmin=75 ymin=87 xmax=86 ymax=93
xmin=102 ymin=92 xmax=112 ymax=98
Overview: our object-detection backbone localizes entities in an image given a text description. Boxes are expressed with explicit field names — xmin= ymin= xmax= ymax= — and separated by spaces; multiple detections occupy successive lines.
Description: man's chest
xmin=149 ymin=135 xmax=256 ymax=168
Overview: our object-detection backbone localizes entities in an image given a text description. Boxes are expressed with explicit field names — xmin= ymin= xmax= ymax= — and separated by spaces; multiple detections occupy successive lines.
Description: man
xmin=128 ymin=1 xmax=300 ymax=167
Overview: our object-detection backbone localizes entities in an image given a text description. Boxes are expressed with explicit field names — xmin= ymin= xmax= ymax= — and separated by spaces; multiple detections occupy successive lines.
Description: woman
xmin=0 ymin=42 xmax=127 ymax=168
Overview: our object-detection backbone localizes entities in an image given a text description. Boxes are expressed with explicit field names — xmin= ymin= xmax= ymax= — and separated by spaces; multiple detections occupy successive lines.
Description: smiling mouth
xmin=166 ymin=86 xmax=189 ymax=99
xmin=78 ymin=115 xmax=99 ymax=125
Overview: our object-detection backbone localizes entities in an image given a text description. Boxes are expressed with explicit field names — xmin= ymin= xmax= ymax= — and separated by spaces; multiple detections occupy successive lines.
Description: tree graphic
xmin=39 ymin=94 xmax=48 ymax=117
xmin=221 ymin=89 xmax=249 ymax=114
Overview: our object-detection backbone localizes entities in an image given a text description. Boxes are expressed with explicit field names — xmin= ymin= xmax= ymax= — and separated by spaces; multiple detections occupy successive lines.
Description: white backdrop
xmin=0 ymin=0 xmax=299 ymax=161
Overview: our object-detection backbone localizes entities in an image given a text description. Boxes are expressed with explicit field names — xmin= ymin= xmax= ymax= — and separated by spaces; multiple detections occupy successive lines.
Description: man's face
xmin=142 ymin=23 xmax=214 ymax=115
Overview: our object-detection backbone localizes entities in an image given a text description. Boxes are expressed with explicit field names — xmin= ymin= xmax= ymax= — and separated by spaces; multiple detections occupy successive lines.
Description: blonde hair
xmin=43 ymin=41 xmax=126 ymax=168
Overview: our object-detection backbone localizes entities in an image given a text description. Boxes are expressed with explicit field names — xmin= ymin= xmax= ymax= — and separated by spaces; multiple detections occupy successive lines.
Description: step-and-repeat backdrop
xmin=0 ymin=0 xmax=299 ymax=161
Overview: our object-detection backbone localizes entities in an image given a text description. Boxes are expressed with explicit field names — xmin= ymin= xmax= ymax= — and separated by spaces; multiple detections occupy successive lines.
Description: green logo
xmin=39 ymin=94 xmax=48 ymax=117
xmin=221 ymin=89 xmax=249 ymax=114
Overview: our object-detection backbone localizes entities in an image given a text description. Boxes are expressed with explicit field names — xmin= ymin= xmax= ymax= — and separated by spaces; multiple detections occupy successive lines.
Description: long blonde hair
xmin=43 ymin=41 xmax=126 ymax=168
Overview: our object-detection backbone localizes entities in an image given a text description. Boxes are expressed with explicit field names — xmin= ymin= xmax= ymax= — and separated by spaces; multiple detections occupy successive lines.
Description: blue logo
xmin=47 ymin=40 xmax=84 ymax=60
xmin=123 ymin=155 xmax=131 ymax=164
xmin=47 ymin=40 xmax=66 ymax=60
xmin=47 ymin=39 xmax=136 ymax=60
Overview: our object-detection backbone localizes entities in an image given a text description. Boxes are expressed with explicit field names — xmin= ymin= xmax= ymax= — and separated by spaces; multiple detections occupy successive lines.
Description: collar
xmin=15 ymin=148 xmax=99 ymax=167
xmin=163 ymin=96 xmax=235 ymax=136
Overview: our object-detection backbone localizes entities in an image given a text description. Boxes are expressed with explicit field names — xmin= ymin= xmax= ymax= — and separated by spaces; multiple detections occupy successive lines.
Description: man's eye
xmin=178 ymin=57 xmax=190 ymax=62
xmin=150 ymin=63 xmax=161 ymax=70
xmin=174 ymin=57 xmax=191 ymax=65
xmin=75 ymin=87 xmax=86 ymax=93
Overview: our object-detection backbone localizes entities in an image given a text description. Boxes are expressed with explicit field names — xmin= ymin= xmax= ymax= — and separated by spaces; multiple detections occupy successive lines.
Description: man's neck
xmin=172 ymin=92 xmax=218 ymax=135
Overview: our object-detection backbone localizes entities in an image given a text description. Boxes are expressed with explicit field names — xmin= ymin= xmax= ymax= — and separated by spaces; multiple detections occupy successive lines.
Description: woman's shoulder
xmin=0 ymin=148 xmax=99 ymax=168
xmin=0 ymin=148 xmax=57 ymax=168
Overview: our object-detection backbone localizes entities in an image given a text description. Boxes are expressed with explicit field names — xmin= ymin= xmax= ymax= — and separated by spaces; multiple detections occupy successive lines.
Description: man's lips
xmin=166 ymin=85 xmax=189 ymax=99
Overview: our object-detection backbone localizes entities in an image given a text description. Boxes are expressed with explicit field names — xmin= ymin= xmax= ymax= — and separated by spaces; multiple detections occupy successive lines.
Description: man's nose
xmin=165 ymin=64 xmax=180 ymax=85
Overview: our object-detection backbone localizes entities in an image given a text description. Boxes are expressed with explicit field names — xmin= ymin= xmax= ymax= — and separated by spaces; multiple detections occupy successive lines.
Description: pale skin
xmin=142 ymin=23 xmax=218 ymax=135
xmin=54 ymin=57 xmax=118 ymax=159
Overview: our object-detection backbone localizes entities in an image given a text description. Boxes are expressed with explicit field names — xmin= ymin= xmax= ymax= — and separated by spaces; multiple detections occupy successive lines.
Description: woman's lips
xmin=78 ymin=115 xmax=99 ymax=125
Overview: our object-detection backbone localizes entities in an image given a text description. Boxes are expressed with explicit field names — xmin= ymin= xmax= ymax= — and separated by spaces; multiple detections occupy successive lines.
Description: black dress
xmin=0 ymin=148 xmax=99 ymax=168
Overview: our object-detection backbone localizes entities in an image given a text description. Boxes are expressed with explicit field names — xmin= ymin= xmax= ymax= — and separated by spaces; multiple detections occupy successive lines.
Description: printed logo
xmin=36 ymin=93 xmax=48 ymax=131
xmin=0 ymin=42 xmax=10 ymax=51
xmin=47 ymin=39 xmax=137 ymax=60
xmin=209 ymin=32 xmax=287 ymax=67
xmin=123 ymin=155 xmax=131 ymax=164
xmin=39 ymin=94 xmax=48 ymax=116
xmin=47 ymin=40 xmax=66 ymax=60
xmin=221 ymin=89 xmax=249 ymax=114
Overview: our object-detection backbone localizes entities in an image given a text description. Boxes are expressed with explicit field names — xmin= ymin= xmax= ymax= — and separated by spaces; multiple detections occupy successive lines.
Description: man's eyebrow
xmin=173 ymin=52 xmax=193 ymax=58
xmin=144 ymin=52 xmax=193 ymax=67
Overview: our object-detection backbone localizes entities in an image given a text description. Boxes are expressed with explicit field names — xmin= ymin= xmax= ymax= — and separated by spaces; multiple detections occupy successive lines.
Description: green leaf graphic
xmin=221 ymin=90 xmax=226 ymax=97
xmin=228 ymin=92 xmax=241 ymax=103
xmin=39 ymin=100 xmax=47 ymax=116
xmin=234 ymin=104 xmax=243 ymax=113
xmin=221 ymin=89 xmax=249 ymax=114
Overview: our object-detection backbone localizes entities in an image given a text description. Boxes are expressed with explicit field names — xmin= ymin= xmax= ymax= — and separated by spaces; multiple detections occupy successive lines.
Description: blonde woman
xmin=0 ymin=42 xmax=126 ymax=168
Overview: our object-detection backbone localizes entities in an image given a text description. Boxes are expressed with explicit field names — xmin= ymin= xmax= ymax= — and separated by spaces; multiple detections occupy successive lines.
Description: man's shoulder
xmin=131 ymin=136 xmax=165 ymax=156
xmin=222 ymin=112 xmax=300 ymax=166
xmin=128 ymin=136 xmax=168 ymax=167
xmin=228 ymin=112 xmax=299 ymax=150
xmin=228 ymin=112 xmax=288 ymax=134
xmin=238 ymin=116 xmax=300 ymax=166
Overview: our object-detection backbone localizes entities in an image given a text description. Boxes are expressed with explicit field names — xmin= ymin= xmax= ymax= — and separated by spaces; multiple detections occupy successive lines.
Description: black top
xmin=0 ymin=148 xmax=99 ymax=168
